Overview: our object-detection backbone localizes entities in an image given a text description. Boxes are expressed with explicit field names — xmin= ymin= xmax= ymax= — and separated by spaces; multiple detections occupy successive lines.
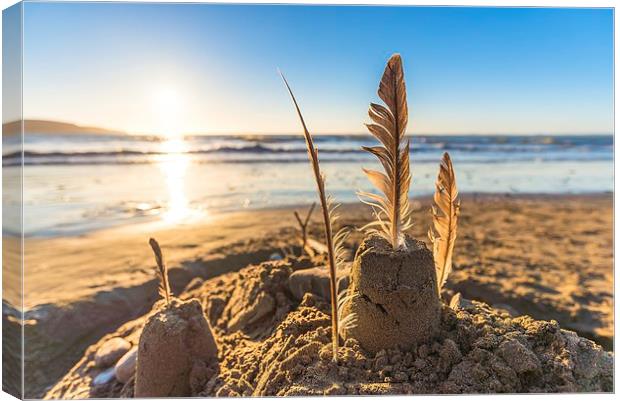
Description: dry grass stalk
xmin=293 ymin=202 xmax=316 ymax=256
xmin=359 ymin=54 xmax=412 ymax=249
xmin=149 ymin=237 xmax=171 ymax=305
xmin=428 ymin=152 xmax=460 ymax=296
xmin=280 ymin=71 xmax=347 ymax=362
xmin=279 ymin=245 xmax=296 ymax=259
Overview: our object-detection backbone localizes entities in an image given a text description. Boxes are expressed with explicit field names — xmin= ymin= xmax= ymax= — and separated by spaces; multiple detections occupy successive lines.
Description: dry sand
xmin=3 ymin=193 xmax=613 ymax=397
xmin=46 ymin=251 xmax=612 ymax=397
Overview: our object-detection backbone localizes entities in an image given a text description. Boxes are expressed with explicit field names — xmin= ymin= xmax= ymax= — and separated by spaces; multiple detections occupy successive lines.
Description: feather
xmin=359 ymin=54 xmax=412 ymax=249
xmin=149 ymin=237 xmax=171 ymax=305
xmin=280 ymin=71 xmax=344 ymax=362
xmin=337 ymin=289 xmax=357 ymax=338
xmin=449 ymin=292 xmax=462 ymax=310
xmin=428 ymin=152 xmax=460 ymax=295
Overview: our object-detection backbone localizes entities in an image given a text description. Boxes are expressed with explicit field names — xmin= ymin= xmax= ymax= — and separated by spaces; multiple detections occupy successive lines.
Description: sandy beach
xmin=5 ymin=192 xmax=612 ymax=397
xmin=3 ymin=4 xmax=614 ymax=398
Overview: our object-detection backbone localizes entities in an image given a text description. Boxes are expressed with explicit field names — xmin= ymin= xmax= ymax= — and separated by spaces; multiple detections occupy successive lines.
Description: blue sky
xmin=21 ymin=2 xmax=613 ymax=135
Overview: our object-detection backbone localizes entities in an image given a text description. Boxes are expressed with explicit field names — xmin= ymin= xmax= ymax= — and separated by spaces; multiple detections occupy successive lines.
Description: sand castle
xmin=134 ymin=297 xmax=218 ymax=397
xmin=43 ymin=55 xmax=613 ymax=398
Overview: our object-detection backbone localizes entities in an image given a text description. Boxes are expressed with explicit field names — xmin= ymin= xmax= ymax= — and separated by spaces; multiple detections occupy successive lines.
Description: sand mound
xmin=344 ymin=235 xmax=441 ymax=353
xmin=134 ymin=298 xmax=218 ymax=397
xmin=2 ymin=301 xmax=22 ymax=398
xmin=206 ymin=294 xmax=612 ymax=396
xmin=45 ymin=257 xmax=613 ymax=398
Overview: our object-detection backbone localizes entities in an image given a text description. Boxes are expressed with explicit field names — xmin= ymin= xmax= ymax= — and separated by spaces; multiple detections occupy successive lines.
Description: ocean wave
xmin=5 ymin=145 xmax=362 ymax=159
xmin=4 ymin=134 xmax=612 ymax=167
xmin=5 ymin=142 xmax=612 ymax=160
xmin=4 ymin=154 xmax=612 ymax=167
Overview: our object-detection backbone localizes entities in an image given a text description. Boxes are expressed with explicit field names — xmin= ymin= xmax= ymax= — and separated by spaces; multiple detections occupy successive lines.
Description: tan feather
xmin=280 ymin=71 xmax=343 ymax=362
xmin=429 ymin=152 xmax=460 ymax=296
xmin=149 ymin=237 xmax=171 ymax=305
xmin=359 ymin=54 xmax=412 ymax=249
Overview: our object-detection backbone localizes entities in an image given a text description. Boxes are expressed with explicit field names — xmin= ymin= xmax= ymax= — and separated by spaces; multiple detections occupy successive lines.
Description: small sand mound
xmin=45 ymin=258 xmax=613 ymax=398
xmin=196 ymin=259 xmax=296 ymax=337
xmin=134 ymin=298 xmax=218 ymax=397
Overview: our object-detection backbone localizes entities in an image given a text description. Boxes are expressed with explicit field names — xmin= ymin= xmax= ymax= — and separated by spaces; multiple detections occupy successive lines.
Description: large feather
xmin=149 ymin=237 xmax=171 ymax=305
xmin=280 ymin=71 xmax=343 ymax=362
xmin=428 ymin=152 xmax=460 ymax=295
xmin=360 ymin=54 xmax=412 ymax=249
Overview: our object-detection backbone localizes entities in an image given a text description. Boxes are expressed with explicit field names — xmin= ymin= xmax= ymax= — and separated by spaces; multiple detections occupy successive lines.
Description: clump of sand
xmin=343 ymin=234 xmax=441 ymax=353
xmin=134 ymin=298 xmax=218 ymax=397
xmin=203 ymin=292 xmax=612 ymax=395
xmin=45 ymin=257 xmax=613 ymax=399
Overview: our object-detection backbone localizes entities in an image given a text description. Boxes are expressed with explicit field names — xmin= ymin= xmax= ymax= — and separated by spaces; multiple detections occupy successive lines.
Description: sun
xmin=150 ymin=85 xmax=185 ymax=137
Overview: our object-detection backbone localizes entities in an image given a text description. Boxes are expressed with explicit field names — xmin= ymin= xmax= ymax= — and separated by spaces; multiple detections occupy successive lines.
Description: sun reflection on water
xmin=157 ymin=136 xmax=194 ymax=223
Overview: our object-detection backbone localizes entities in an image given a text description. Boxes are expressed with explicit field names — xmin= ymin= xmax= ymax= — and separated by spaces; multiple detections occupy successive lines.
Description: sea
xmin=2 ymin=133 xmax=613 ymax=237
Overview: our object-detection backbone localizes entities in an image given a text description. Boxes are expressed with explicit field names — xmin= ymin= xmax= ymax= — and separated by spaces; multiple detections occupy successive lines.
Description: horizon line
xmin=2 ymin=118 xmax=614 ymax=137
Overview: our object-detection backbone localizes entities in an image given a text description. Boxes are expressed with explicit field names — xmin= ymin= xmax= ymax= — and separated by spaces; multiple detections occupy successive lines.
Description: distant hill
xmin=2 ymin=120 xmax=126 ymax=136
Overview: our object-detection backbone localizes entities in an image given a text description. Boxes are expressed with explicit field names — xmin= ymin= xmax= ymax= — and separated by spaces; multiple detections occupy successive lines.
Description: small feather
xmin=429 ymin=152 xmax=460 ymax=296
xmin=149 ymin=238 xmax=171 ymax=305
xmin=450 ymin=292 xmax=462 ymax=310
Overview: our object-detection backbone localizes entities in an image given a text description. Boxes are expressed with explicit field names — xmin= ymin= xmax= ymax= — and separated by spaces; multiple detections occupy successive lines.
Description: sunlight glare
xmin=150 ymin=85 xmax=185 ymax=137
xmin=158 ymin=137 xmax=193 ymax=223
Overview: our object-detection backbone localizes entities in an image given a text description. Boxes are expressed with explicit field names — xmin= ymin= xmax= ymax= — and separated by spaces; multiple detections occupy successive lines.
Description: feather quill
xmin=359 ymin=54 xmax=412 ymax=249
xmin=428 ymin=152 xmax=460 ymax=295
xmin=280 ymin=71 xmax=344 ymax=362
xmin=149 ymin=237 xmax=171 ymax=305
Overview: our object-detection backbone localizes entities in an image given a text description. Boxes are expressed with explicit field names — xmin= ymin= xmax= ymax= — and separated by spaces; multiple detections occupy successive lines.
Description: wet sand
xmin=4 ymin=193 xmax=613 ymax=397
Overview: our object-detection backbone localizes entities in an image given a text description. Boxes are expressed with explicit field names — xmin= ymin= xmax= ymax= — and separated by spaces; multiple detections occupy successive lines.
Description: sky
xmin=18 ymin=2 xmax=614 ymax=135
